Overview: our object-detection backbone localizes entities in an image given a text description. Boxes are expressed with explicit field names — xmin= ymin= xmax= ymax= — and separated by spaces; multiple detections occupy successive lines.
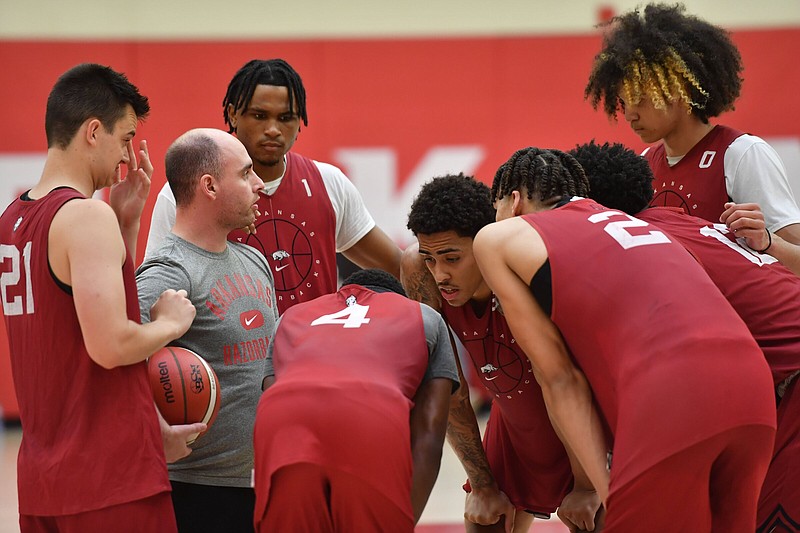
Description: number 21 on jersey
xmin=0 ymin=242 xmax=34 ymax=316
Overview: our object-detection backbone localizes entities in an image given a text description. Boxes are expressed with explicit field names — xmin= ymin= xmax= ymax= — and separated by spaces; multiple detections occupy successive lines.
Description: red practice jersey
xmin=229 ymin=152 xmax=338 ymax=314
xmin=0 ymin=187 xmax=169 ymax=515
xmin=639 ymin=207 xmax=800 ymax=384
xmin=522 ymin=198 xmax=775 ymax=489
xmin=647 ymin=125 xmax=743 ymax=223
xmin=442 ymin=302 xmax=571 ymax=514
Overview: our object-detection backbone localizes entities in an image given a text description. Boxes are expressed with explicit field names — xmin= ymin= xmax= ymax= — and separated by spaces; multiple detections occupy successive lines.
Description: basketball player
xmin=0 ymin=64 xmax=197 ymax=532
xmin=571 ymin=140 xmax=800 ymax=533
xmin=253 ymin=268 xmax=458 ymax=532
xmin=403 ymin=174 xmax=573 ymax=533
xmin=137 ymin=128 xmax=279 ymax=533
xmin=145 ymin=59 xmax=401 ymax=313
xmin=585 ymin=4 xmax=800 ymax=246
xmin=473 ymin=147 xmax=776 ymax=532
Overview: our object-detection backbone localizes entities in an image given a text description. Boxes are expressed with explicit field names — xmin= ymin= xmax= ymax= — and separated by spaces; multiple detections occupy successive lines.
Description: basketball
xmin=148 ymin=346 xmax=221 ymax=444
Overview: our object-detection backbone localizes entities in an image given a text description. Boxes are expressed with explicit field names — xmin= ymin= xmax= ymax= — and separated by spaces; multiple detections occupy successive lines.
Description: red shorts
xmin=757 ymin=378 xmax=800 ymax=532
xmin=256 ymin=463 xmax=414 ymax=533
xmin=604 ymin=424 xmax=774 ymax=533
xmin=20 ymin=491 xmax=176 ymax=533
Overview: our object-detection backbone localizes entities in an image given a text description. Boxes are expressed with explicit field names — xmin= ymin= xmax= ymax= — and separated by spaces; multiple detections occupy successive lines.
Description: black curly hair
xmin=492 ymin=147 xmax=589 ymax=203
xmin=570 ymin=141 xmax=654 ymax=215
xmin=407 ymin=173 xmax=495 ymax=238
xmin=223 ymin=59 xmax=308 ymax=132
xmin=342 ymin=268 xmax=406 ymax=296
xmin=585 ymin=3 xmax=743 ymax=123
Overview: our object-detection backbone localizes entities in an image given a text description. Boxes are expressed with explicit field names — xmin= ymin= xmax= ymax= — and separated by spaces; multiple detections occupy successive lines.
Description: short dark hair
xmin=585 ymin=3 xmax=743 ymax=123
xmin=342 ymin=268 xmax=406 ymax=296
xmin=222 ymin=59 xmax=308 ymax=132
xmin=492 ymin=147 xmax=589 ymax=203
xmin=165 ymin=131 xmax=223 ymax=206
xmin=570 ymin=141 xmax=654 ymax=215
xmin=407 ymin=173 xmax=495 ymax=238
xmin=45 ymin=63 xmax=150 ymax=149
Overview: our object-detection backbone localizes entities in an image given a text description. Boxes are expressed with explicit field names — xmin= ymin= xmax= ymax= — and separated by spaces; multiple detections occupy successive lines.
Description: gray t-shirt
xmin=137 ymin=234 xmax=279 ymax=488
xmin=265 ymin=300 xmax=459 ymax=390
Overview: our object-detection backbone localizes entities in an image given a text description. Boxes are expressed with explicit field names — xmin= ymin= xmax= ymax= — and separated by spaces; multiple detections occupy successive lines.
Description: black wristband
xmin=755 ymin=229 xmax=772 ymax=254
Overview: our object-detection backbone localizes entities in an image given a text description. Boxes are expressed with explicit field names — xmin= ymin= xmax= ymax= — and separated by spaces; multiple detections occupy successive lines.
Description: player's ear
xmin=226 ymin=104 xmax=238 ymax=130
xmin=84 ymin=118 xmax=102 ymax=146
xmin=511 ymin=190 xmax=522 ymax=216
xmin=200 ymin=174 xmax=217 ymax=199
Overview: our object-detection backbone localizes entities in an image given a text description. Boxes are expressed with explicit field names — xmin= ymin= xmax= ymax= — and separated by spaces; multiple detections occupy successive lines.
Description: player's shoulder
xmin=54 ymin=196 xmax=118 ymax=229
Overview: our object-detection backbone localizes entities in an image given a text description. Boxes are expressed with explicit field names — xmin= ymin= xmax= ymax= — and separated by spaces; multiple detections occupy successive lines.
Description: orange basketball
xmin=148 ymin=346 xmax=221 ymax=445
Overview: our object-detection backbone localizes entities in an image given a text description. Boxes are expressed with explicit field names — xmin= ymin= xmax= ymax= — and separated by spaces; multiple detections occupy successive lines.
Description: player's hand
xmin=162 ymin=422 xmax=207 ymax=463
xmin=720 ymin=202 xmax=771 ymax=252
xmin=241 ymin=207 xmax=261 ymax=235
xmin=110 ymin=139 xmax=153 ymax=229
xmin=557 ymin=488 xmax=603 ymax=532
xmin=150 ymin=289 xmax=196 ymax=339
xmin=465 ymin=486 xmax=516 ymax=533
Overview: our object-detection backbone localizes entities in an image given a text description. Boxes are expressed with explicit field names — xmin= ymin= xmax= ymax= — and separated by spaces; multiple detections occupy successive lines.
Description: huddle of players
xmin=4 ymin=3 xmax=800 ymax=533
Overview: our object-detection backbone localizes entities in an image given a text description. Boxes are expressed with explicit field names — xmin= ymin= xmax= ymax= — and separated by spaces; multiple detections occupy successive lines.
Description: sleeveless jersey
xmin=0 ymin=187 xmax=169 ymax=515
xmin=522 ymin=198 xmax=775 ymax=488
xmin=442 ymin=301 xmax=571 ymax=513
xmin=647 ymin=125 xmax=743 ymax=223
xmin=253 ymin=286 xmax=435 ymax=523
xmin=639 ymin=207 xmax=800 ymax=384
xmin=229 ymin=151 xmax=337 ymax=314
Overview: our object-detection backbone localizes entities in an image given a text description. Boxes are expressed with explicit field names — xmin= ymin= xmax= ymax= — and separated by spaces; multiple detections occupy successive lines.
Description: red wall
xmin=1 ymin=31 xmax=798 ymax=420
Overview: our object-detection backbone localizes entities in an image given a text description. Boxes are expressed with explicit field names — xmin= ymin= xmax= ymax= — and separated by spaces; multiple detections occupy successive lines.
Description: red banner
xmin=1 ymin=31 xmax=798 ymax=419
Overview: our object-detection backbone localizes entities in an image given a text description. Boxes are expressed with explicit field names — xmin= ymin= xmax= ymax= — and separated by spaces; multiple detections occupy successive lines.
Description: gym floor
xmin=0 ymin=417 xmax=570 ymax=532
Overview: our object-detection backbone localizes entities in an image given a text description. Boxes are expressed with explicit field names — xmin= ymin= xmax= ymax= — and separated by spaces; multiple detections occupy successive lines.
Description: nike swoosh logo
xmin=245 ymin=315 xmax=257 ymax=326
xmin=275 ymin=264 xmax=289 ymax=272
xmin=484 ymin=375 xmax=499 ymax=381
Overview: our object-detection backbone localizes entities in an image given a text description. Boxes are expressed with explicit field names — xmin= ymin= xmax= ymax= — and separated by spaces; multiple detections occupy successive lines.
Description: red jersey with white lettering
xmin=522 ymin=198 xmax=775 ymax=489
xmin=638 ymin=207 xmax=800 ymax=384
xmin=442 ymin=301 xmax=571 ymax=514
xmin=254 ymin=286 xmax=454 ymax=526
xmin=0 ymin=187 xmax=170 ymax=515
xmin=229 ymin=151 xmax=337 ymax=314
xmin=647 ymin=125 xmax=743 ymax=222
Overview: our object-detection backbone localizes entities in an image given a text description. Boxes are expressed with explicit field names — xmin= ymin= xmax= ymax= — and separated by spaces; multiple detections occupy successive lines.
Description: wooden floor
xmin=0 ymin=420 xmax=569 ymax=533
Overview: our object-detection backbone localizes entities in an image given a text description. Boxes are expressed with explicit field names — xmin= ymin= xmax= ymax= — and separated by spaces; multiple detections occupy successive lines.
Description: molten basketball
xmin=148 ymin=346 xmax=221 ymax=444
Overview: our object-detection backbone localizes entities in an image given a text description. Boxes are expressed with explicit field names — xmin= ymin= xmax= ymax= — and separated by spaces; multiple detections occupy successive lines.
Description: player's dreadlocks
xmin=585 ymin=3 xmax=743 ymax=123
xmin=222 ymin=59 xmax=309 ymax=132
xmin=407 ymin=173 xmax=495 ymax=238
xmin=570 ymin=140 xmax=654 ymax=216
xmin=491 ymin=148 xmax=589 ymax=204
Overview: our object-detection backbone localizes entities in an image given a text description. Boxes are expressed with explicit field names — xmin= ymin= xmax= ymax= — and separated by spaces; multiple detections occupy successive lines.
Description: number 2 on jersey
xmin=0 ymin=242 xmax=34 ymax=316
xmin=588 ymin=211 xmax=671 ymax=250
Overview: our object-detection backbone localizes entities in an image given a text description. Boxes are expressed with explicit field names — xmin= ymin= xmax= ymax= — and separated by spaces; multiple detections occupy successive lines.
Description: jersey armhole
xmin=528 ymin=259 xmax=552 ymax=316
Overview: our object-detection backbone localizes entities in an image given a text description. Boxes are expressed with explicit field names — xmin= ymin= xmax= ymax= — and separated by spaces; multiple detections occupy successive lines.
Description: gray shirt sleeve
xmin=420 ymin=303 xmax=460 ymax=392
xmin=135 ymin=254 xmax=192 ymax=324
xmin=264 ymin=315 xmax=283 ymax=378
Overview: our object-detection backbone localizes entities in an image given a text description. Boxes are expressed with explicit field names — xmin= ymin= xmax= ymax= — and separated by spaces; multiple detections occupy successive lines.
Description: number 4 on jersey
xmin=311 ymin=303 xmax=371 ymax=328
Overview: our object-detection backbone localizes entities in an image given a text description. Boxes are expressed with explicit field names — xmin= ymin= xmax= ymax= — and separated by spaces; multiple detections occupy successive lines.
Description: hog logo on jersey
xmin=244 ymin=218 xmax=315 ymax=292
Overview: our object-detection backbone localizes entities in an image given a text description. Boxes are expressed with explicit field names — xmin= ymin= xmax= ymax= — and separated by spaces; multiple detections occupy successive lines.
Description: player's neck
xmin=172 ymin=212 xmax=229 ymax=253
xmin=31 ymin=150 xmax=96 ymax=199
xmin=255 ymin=155 xmax=287 ymax=183
xmin=661 ymin=118 xmax=715 ymax=158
